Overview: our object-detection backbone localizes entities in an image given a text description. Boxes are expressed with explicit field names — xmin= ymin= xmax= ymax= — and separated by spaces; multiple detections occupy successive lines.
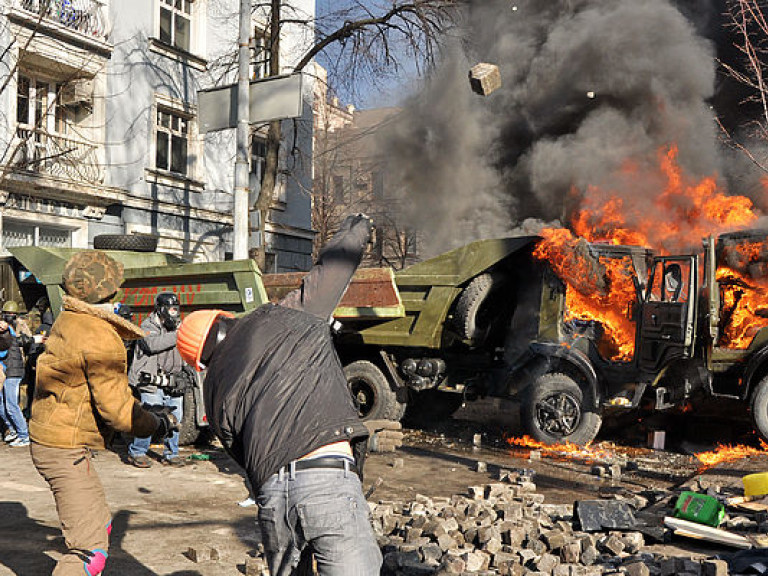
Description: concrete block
xmin=701 ymin=560 xmax=728 ymax=576
xmin=469 ymin=62 xmax=501 ymax=96
xmin=624 ymin=562 xmax=650 ymax=576
xmin=439 ymin=552 xmax=465 ymax=574
xmin=560 ymin=542 xmax=580 ymax=564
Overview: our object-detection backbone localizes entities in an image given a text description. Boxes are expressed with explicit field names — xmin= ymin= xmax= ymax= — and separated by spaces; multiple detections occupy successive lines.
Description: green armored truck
xmin=315 ymin=229 xmax=768 ymax=447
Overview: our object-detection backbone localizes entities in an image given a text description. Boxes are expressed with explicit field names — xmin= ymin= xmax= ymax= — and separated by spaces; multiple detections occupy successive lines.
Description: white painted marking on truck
xmin=245 ymin=287 xmax=254 ymax=303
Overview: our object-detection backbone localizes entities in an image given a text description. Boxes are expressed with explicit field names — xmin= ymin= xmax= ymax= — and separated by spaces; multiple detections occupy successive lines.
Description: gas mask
xmin=155 ymin=292 xmax=181 ymax=331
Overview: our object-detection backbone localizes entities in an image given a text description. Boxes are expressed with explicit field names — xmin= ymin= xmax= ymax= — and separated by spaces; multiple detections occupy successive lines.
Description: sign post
xmin=199 ymin=71 xmax=304 ymax=261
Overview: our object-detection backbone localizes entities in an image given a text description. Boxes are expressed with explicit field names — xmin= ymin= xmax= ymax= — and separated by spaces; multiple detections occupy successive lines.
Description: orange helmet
xmin=177 ymin=309 xmax=234 ymax=371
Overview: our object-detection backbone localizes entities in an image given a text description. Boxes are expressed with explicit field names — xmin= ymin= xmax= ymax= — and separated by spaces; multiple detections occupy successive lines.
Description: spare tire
xmin=453 ymin=273 xmax=507 ymax=346
xmin=94 ymin=234 xmax=158 ymax=252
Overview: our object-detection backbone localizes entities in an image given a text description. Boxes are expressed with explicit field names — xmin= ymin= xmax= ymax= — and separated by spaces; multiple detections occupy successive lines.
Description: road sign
xmin=198 ymin=73 xmax=304 ymax=133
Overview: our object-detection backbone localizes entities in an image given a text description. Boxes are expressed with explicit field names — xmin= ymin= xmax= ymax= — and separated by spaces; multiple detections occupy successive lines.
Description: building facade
xmin=0 ymin=0 xmax=314 ymax=293
xmin=312 ymin=66 xmax=418 ymax=269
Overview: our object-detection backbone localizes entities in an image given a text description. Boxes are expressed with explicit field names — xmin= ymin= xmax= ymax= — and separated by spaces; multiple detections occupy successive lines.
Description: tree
xmin=248 ymin=0 xmax=459 ymax=267
xmin=720 ymin=0 xmax=768 ymax=173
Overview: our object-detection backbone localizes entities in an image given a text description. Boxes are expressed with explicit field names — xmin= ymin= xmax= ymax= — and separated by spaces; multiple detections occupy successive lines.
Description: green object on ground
xmin=188 ymin=454 xmax=210 ymax=461
xmin=673 ymin=491 xmax=725 ymax=527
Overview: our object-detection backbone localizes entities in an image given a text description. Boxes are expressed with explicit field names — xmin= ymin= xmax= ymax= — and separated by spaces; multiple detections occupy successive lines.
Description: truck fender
xmin=526 ymin=342 xmax=601 ymax=410
xmin=742 ymin=346 xmax=768 ymax=401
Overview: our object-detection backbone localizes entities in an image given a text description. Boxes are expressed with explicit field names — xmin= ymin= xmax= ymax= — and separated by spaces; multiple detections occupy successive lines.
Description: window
xmin=2 ymin=220 xmax=71 ymax=249
xmin=372 ymin=171 xmax=385 ymax=200
xmin=160 ymin=0 xmax=192 ymax=52
xmin=251 ymin=27 xmax=271 ymax=80
xmin=251 ymin=137 xmax=267 ymax=184
xmin=156 ymin=108 xmax=189 ymax=175
xmin=333 ymin=175 xmax=345 ymax=203
xmin=16 ymin=75 xmax=71 ymax=135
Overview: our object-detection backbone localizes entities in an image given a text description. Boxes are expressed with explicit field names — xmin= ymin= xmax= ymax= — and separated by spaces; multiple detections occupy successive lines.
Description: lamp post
xmin=233 ymin=0 xmax=251 ymax=260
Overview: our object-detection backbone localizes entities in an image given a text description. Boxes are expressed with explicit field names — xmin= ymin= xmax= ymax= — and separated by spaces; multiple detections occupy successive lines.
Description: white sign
xmin=198 ymin=73 xmax=304 ymax=133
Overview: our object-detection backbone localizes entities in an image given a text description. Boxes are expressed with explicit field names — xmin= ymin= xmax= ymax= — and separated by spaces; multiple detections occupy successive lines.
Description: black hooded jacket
xmin=202 ymin=214 xmax=374 ymax=489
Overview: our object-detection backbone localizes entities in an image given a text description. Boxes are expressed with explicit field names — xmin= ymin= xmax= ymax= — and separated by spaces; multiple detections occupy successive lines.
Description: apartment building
xmin=0 ymin=0 xmax=314 ymax=288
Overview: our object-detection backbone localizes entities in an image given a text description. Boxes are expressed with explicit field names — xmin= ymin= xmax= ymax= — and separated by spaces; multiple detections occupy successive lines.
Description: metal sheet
xmin=198 ymin=73 xmax=304 ymax=133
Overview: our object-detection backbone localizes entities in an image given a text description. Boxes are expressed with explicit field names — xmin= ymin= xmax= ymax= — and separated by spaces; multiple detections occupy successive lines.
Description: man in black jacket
xmin=177 ymin=214 xmax=381 ymax=575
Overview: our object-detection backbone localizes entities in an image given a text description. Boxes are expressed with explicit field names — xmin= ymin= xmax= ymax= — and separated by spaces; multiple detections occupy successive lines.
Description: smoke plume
xmin=382 ymin=0 xmax=731 ymax=256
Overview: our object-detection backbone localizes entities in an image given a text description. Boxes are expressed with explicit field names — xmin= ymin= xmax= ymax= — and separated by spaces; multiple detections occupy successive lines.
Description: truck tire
xmin=453 ymin=273 xmax=504 ymax=346
xmin=345 ymin=360 xmax=406 ymax=422
xmin=178 ymin=388 xmax=211 ymax=446
xmin=93 ymin=234 xmax=158 ymax=252
xmin=521 ymin=372 xmax=602 ymax=445
xmin=750 ymin=375 xmax=768 ymax=443
xmin=404 ymin=389 xmax=464 ymax=425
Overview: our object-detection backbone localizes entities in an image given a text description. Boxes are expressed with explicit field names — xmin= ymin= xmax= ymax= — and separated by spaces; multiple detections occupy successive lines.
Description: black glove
xmin=144 ymin=404 xmax=179 ymax=438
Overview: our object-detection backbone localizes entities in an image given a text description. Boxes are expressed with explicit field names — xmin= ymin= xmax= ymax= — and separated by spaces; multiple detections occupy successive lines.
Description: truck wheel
xmin=750 ymin=376 xmax=768 ymax=443
xmin=521 ymin=373 xmax=602 ymax=445
xmin=344 ymin=360 xmax=406 ymax=422
xmin=93 ymin=234 xmax=158 ymax=252
xmin=453 ymin=273 xmax=504 ymax=346
xmin=178 ymin=388 xmax=211 ymax=446
xmin=404 ymin=389 xmax=465 ymax=425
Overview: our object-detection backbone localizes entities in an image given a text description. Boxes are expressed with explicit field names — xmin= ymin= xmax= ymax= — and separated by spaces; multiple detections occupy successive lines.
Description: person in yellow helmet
xmin=177 ymin=214 xmax=381 ymax=576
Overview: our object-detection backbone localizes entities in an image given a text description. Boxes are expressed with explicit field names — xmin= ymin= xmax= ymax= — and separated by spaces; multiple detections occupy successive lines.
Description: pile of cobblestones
xmin=371 ymin=470 xmax=730 ymax=576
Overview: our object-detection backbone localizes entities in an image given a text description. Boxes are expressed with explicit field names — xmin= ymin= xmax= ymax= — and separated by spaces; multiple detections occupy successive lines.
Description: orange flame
xmin=694 ymin=441 xmax=768 ymax=468
xmin=536 ymin=145 xmax=763 ymax=355
xmin=507 ymin=434 xmax=617 ymax=462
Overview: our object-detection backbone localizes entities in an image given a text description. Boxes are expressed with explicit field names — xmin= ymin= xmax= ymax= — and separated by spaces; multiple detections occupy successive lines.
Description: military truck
xmin=6 ymin=242 xmax=267 ymax=445
xmin=292 ymin=229 xmax=768 ymax=446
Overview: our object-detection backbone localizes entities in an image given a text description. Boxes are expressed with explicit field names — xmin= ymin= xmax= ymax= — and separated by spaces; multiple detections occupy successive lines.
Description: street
xmin=2 ymin=398 xmax=767 ymax=575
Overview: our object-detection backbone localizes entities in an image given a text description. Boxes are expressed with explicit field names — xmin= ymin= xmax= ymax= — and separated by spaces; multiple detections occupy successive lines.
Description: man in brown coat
xmin=29 ymin=251 xmax=177 ymax=576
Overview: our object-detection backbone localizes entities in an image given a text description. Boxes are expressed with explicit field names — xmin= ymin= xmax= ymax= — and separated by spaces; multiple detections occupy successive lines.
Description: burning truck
xmin=304 ymin=224 xmax=768 ymax=447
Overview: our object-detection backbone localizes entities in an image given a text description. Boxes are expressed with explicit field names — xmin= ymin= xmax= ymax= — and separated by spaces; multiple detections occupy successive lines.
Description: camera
xmin=138 ymin=371 xmax=174 ymax=389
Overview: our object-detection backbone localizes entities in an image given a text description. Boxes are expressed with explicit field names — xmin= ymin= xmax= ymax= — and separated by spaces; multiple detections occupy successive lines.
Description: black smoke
xmin=381 ymin=0 xmax=766 ymax=256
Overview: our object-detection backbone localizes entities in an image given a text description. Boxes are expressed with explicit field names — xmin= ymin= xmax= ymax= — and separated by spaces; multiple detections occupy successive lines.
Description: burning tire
xmin=750 ymin=376 xmax=768 ymax=443
xmin=345 ymin=360 xmax=406 ymax=422
xmin=453 ymin=273 xmax=507 ymax=346
xmin=521 ymin=372 xmax=602 ymax=445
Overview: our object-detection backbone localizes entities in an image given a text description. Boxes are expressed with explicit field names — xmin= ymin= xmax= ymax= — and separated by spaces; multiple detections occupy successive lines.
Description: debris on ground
xmin=369 ymin=467 xmax=768 ymax=575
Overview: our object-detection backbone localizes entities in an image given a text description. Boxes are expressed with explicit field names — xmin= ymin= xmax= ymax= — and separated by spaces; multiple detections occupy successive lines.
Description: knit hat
xmin=62 ymin=251 xmax=124 ymax=304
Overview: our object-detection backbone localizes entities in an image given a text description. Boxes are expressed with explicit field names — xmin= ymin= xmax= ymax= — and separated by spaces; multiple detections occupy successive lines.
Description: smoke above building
xmin=382 ymin=0 xmax=761 ymax=256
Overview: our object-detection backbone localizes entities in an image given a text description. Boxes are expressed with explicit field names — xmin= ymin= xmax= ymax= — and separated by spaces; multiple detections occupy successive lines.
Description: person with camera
xmin=127 ymin=291 xmax=186 ymax=468
xmin=29 ymin=251 xmax=177 ymax=576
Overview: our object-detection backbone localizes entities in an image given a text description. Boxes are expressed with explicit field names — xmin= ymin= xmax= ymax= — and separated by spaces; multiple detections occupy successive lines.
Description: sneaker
xmin=162 ymin=457 xmax=185 ymax=468
xmin=3 ymin=431 xmax=17 ymax=443
xmin=127 ymin=455 xmax=152 ymax=468
xmin=238 ymin=497 xmax=256 ymax=508
xmin=9 ymin=437 xmax=29 ymax=447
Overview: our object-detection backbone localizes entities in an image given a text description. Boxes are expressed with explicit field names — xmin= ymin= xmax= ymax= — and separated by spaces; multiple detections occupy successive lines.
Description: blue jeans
xmin=257 ymin=466 xmax=382 ymax=576
xmin=128 ymin=389 xmax=182 ymax=460
xmin=0 ymin=378 xmax=28 ymax=440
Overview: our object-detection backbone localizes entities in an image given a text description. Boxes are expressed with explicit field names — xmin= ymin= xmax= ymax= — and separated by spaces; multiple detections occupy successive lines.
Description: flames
xmin=718 ymin=240 xmax=768 ymax=348
xmin=694 ymin=441 xmax=768 ymax=468
xmin=506 ymin=435 xmax=644 ymax=463
xmin=536 ymin=145 xmax=765 ymax=356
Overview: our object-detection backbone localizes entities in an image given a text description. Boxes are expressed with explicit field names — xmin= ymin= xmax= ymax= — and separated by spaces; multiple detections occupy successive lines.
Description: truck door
xmin=637 ymin=256 xmax=698 ymax=373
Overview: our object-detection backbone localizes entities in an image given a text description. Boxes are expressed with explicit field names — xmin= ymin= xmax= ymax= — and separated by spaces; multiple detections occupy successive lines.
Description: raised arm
xmin=280 ymin=213 xmax=374 ymax=320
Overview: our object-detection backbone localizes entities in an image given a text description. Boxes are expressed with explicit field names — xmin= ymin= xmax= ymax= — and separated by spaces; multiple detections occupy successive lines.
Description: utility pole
xmin=233 ymin=0 xmax=251 ymax=260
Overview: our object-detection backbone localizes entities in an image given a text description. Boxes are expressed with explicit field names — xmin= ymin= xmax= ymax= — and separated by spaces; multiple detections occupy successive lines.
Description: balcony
xmin=11 ymin=0 xmax=110 ymax=43
xmin=12 ymin=126 xmax=103 ymax=185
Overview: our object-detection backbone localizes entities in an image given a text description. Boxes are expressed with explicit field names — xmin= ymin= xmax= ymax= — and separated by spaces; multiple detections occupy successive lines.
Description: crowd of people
xmin=0 ymin=296 xmax=52 ymax=448
xmin=1 ymin=213 xmax=382 ymax=576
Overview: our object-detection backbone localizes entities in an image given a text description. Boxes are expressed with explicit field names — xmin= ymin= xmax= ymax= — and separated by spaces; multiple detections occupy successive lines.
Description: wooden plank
xmin=664 ymin=516 xmax=752 ymax=549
